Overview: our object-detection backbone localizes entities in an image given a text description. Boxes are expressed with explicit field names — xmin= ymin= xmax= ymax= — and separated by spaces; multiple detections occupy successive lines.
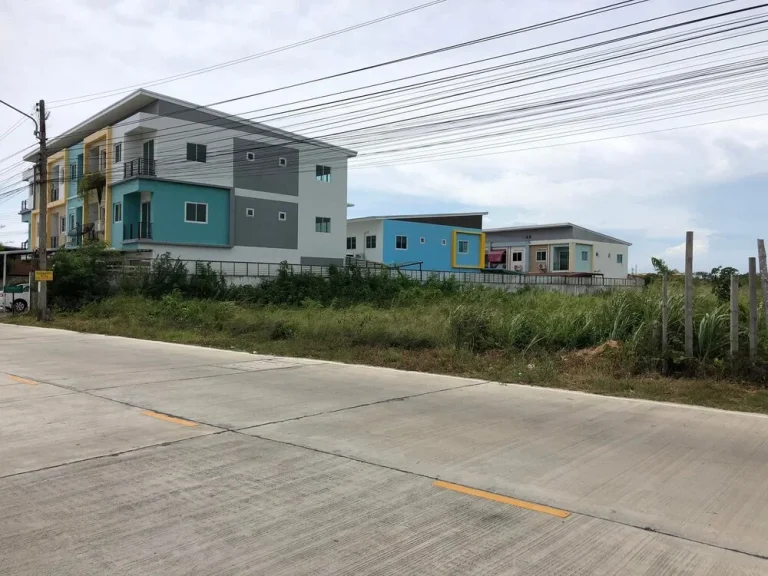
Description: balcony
xmin=20 ymin=240 xmax=28 ymax=250
xmin=50 ymin=236 xmax=59 ymax=249
xmin=19 ymin=199 xmax=31 ymax=214
xmin=123 ymin=158 xmax=155 ymax=179
xmin=124 ymin=221 xmax=152 ymax=241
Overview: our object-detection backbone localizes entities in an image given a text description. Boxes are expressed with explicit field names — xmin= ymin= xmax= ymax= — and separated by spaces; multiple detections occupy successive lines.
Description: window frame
xmin=536 ymin=250 xmax=547 ymax=262
xmin=278 ymin=157 xmax=287 ymax=167
xmin=114 ymin=142 xmax=122 ymax=163
xmin=315 ymin=216 xmax=331 ymax=233
xmin=60 ymin=216 xmax=66 ymax=233
xmin=246 ymin=151 xmax=256 ymax=161
xmin=347 ymin=236 xmax=357 ymax=250
xmin=69 ymin=162 xmax=77 ymax=181
xmin=441 ymin=239 xmax=447 ymax=246
xmin=419 ymin=237 xmax=426 ymax=244
xmin=458 ymin=240 xmax=469 ymax=254
xmin=315 ymin=164 xmax=332 ymax=182
xmin=184 ymin=202 xmax=209 ymax=224
xmin=512 ymin=251 xmax=523 ymax=262
xmin=245 ymin=207 xmax=255 ymax=218
xmin=366 ymin=235 xmax=376 ymax=249
xmin=617 ymin=253 xmax=624 ymax=264
xmin=278 ymin=211 xmax=287 ymax=221
xmin=581 ymin=250 xmax=589 ymax=262
xmin=186 ymin=143 xmax=207 ymax=163
xmin=395 ymin=235 xmax=408 ymax=251
xmin=113 ymin=202 xmax=122 ymax=223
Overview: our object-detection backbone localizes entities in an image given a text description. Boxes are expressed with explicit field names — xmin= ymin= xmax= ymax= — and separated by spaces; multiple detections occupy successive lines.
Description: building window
xmin=316 ymin=165 xmax=331 ymax=182
xmin=69 ymin=162 xmax=77 ymax=181
xmin=441 ymin=239 xmax=447 ymax=246
xmin=99 ymin=149 xmax=107 ymax=171
xmin=185 ymin=202 xmax=208 ymax=223
xmin=245 ymin=207 xmax=255 ymax=218
xmin=69 ymin=213 xmax=75 ymax=230
xmin=113 ymin=203 xmax=122 ymax=223
xmin=246 ymin=151 xmax=256 ymax=161
xmin=458 ymin=240 xmax=469 ymax=254
xmin=582 ymin=251 xmax=589 ymax=261
xmin=100 ymin=205 xmax=106 ymax=224
xmin=114 ymin=143 xmax=122 ymax=163
xmin=278 ymin=211 xmax=287 ymax=221
xmin=617 ymin=253 xmax=623 ymax=264
xmin=279 ymin=157 xmax=287 ymax=167
xmin=366 ymin=235 xmax=376 ymax=249
xmin=60 ymin=216 xmax=66 ymax=233
xmin=420 ymin=237 xmax=425 ymax=244
xmin=395 ymin=235 xmax=407 ymax=250
xmin=315 ymin=216 xmax=331 ymax=233
xmin=50 ymin=165 xmax=60 ymax=201
xmin=512 ymin=251 xmax=523 ymax=262
xmin=347 ymin=237 xmax=356 ymax=250
xmin=536 ymin=250 xmax=547 ymax=261
xmin=77 ymin=153 xmax=84 ymax=179
xmin=186 ymin=143 xmax=207 ymax=163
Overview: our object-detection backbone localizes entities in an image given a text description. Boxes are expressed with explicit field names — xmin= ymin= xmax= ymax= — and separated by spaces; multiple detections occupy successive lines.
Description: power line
xmin=48 ymin=0 xmax=450 ymax=107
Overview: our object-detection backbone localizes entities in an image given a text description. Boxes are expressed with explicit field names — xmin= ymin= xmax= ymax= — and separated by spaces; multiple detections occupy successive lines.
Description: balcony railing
xmin=124 ymin=221 xmax=152 ymax=241
xmin=20 ymin=240 xmax=28 ymax=250
xmin=123 ymin=158 xmax=155 ymax=179
xmin=19 ymin=199 xmax=30 ymax=213
xmin=50 ymin=236 xmax=59 ymax=249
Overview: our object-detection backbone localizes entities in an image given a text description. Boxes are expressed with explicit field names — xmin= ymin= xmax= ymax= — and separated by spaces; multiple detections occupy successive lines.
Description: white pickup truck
xmin=1 ymin=284 xmax=30 ymax=313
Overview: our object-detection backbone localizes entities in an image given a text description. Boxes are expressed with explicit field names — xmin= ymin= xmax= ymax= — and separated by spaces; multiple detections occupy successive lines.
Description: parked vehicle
xmin=1 ymin=283 xmax=30 ymax=313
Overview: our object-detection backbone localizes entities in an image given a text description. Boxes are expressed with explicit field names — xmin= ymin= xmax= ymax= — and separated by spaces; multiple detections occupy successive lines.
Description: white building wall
xmin=590 ymin=241 xmax=629 ymax=277
xmin=346 ymin=220 xmax=384 ymax=263
xmin=111 ymin=110 xmax=351 ymax=264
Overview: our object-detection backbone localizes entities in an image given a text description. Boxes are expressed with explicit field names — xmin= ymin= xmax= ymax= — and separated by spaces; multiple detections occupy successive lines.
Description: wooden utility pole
xmin=749 ymin=257 xmax=758 ymax=359
xmin=661 ymin=273 xmax=669 ymax=375
xmin=36 ymin=100 xmax=49 ymax=321
xmin=730 ymin=274 xmax=739 ymax=358
xmin=684 ymin=231 xmax=694 ymax=357
xmin=758 ymin=239 xmax=768 ymax=333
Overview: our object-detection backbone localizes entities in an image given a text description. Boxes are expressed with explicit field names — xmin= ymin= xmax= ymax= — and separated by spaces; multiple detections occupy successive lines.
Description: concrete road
xmin=1 ymin=324 xmax=767 ymax=575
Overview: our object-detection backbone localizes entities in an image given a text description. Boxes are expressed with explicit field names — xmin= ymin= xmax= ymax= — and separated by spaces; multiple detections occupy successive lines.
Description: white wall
xmin=590 ymin=241 xmax=629 ymax=277
xmin=112 ymin=110 xmax=352 ymax=264
xmin=346 ymin=220 xmax=384 ymax=263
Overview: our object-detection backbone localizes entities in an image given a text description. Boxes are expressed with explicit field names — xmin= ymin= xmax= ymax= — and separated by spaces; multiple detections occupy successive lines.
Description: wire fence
xmin=120 ymin=258 xmax=644 ymax=288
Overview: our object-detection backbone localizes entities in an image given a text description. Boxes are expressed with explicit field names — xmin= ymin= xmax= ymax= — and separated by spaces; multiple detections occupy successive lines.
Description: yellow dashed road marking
xmin=142 ymin=410 xmax=198 ymax=427
xmin=8 ymin=375 xmax=38 ymax=386
xmin=433 ymin=480 xmax=570 ymax=518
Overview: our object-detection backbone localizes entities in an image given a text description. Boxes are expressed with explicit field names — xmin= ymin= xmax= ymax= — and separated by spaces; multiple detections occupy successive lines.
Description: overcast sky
xmin=1 ymin=0 xmax=766 ymax=272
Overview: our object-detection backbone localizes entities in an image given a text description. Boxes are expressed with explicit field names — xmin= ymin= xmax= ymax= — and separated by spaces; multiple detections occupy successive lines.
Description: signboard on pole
xmin=3 ymin=285 xmax=24 ymax=293
xmin=34 ymin=270 xmax=53 ymax=282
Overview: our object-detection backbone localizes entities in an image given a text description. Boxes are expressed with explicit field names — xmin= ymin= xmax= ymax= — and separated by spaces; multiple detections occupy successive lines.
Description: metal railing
xmin=158 ymin=259 xmax=643 ymax=287
xmin=124 ymin=221 xmax=152 ymax=241
xmin=19 ymin=199 xmax=29 ymax=212
xmin=123 ymin=158 xmax=156 ymax=179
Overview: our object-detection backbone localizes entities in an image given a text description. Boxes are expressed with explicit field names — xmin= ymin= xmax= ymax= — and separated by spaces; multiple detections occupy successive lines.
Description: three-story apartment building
xmin=19 ymin=89 xmax=356 ymax=265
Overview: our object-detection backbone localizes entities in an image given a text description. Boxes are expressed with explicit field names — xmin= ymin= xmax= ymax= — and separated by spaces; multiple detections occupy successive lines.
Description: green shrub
xmin=49 ymin=242 xmax=120 ymax=310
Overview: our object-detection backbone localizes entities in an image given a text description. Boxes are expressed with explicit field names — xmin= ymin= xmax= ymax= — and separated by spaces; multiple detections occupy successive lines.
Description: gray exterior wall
xmin=486 ymin=226 xmax=574 ymax=244
xmin=232 ymin=137 xmax=299 ymax=196
xmin=300 ymin=256 xmax=345 ymax=266
xmin=397 ymin=214 xmax=483 ymax=229
xmin=233 ymin=197 xmax=298 ymax=249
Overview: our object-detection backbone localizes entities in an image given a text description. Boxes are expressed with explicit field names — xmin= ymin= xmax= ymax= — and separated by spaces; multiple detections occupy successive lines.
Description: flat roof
xmin=484 ymin=222 xmax=631 ymax=246
xmin=24 ymin=89 xmax=357 ymax=162
xmin=348 ymin=212 xmax=488 ymax=222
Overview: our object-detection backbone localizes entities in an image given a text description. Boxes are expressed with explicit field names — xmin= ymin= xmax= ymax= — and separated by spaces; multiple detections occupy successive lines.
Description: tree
xmin=710 ymin=266 xmax=738 ymax=303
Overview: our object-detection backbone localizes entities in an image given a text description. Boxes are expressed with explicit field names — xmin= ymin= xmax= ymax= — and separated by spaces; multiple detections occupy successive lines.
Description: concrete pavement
xmin=1 ymin=323 xmax=767 ymax=574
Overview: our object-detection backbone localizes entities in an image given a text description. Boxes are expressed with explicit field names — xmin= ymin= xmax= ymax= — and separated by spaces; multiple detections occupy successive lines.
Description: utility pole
xmin=35 ymin=100 xmax=49 ymax=320
xmin=0 ymin=97 xmax=47 ymax=319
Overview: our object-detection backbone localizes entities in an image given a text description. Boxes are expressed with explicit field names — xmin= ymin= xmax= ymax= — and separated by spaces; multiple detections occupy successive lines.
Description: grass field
xmin=6 ymin=281 xmax=768 ymax=415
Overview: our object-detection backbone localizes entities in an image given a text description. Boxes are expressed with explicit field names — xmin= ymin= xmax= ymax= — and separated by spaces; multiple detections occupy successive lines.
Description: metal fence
xmin=149 ymin=259 xmax=644 ymax=288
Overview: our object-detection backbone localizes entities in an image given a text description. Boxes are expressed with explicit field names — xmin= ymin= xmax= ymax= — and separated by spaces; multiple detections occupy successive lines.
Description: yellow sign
xmin=34 ymin=270 xmax=53 ymax=282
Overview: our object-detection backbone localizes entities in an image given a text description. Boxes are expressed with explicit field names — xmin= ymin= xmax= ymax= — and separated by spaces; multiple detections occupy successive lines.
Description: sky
xmin=0 ymin=0 xmax=766 ymax=273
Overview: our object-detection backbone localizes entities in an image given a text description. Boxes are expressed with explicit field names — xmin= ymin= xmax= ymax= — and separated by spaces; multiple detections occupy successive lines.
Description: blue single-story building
xmin=346 ymin=212 xmax=487 ymax=271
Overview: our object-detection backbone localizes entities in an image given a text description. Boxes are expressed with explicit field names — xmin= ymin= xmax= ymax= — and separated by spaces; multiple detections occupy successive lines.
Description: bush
xmin=49 ymin=242 xmax=120 ymax=310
